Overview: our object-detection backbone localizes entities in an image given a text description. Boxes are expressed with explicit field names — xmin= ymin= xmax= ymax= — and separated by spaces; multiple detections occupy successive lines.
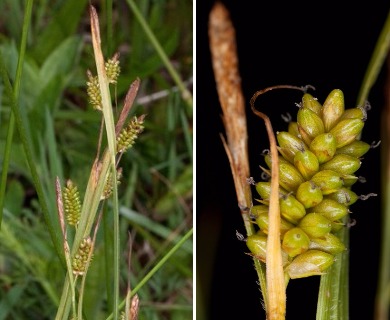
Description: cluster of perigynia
xmin=247 ymin=89 xmax=373 ymax=279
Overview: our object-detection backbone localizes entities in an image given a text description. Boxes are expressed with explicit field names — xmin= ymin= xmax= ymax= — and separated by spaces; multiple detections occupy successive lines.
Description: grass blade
xmin=357 ymin=10 xmax=390 ymax=106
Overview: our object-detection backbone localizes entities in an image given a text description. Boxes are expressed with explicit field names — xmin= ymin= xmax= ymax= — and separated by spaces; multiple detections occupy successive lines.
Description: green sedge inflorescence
xmin=63 ymin=179 xmax=81 ymax=227
xmin=246 ymin=89 xmax=377 ymax=279
xmin=72 ymin=237 xmax=93 ymax=276
xmin=64 ymin=52 xmax=145 ymax=277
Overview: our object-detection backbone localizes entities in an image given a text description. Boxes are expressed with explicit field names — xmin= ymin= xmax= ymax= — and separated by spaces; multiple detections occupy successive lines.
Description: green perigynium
xmin=247 ymin=89 xmax=373 ymax=279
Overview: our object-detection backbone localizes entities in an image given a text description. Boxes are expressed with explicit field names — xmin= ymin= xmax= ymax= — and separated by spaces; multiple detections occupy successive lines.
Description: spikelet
xmin=72 ymin=237 xmax=92 ymax=276
xmin=86 ymin=70 xmax=102 ymax=111
xmin=63 ymin=180 xmax=81 ymax=227
xmin=116 ymin=115 xmax=146 ymax=153
xmin=247 ymin=89 xmax=376 ymax=279
xmin=105 ymin=52 xmax=121 ymax=84
xmin=102 ymin=167 xmax=123 ymax=200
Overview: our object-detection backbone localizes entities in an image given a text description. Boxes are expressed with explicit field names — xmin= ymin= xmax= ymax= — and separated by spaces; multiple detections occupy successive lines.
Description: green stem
xmin=316 ymin=225 xmax=348 ymax=320
xmin=90 ymin=6 xmax=120 ymax=318
xmin=357 ymin=10 xmax=390 ymax=106
xmin=105 ymin=0 xmax=113 ymax=56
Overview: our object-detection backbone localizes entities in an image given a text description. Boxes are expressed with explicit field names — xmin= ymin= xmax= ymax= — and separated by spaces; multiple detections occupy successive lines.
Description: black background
xmin=197 ymin=1 xmax=388 ymax=319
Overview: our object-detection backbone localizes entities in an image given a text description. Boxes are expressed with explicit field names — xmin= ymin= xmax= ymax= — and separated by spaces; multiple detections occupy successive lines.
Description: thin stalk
xmin=0 ymin=0 xmax=33 ymax=228
xmin=250 ymin=85 xmax=306 ymax=320
xmin=357 ymin=10 xmax=390 ymax=106
xmin=105 ymin=0 xmax=113 ymax=56
xmin=125 ymin=0 xmax=193 ymax=110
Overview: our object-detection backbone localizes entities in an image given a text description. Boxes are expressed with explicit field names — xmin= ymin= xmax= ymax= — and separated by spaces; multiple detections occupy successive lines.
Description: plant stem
xmin=90 ymin=6 xmax=120 ymax=318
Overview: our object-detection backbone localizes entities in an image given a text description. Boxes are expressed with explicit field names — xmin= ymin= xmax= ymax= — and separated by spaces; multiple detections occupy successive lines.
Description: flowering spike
xmin=72 ymin=237 xmax=92 ymax=276
xmin=86 ymin=70 xmax=102 ymax=111
xmin=105 ymin=52 xmax=121 ymax=84
xmin=63 ymin=180 xmax=81 ymax=227
xmin=116 ymin=115 xmax=145 ymax=153
xmin=248 ymin=88 xmax=376 ymax=280
xmin=102 ymin=167 xmax=123 ymax=200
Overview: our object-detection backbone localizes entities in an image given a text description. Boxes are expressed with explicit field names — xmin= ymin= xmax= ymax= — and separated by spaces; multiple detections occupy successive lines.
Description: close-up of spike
xmin=199 ymin=1 xmax=387 ymax=319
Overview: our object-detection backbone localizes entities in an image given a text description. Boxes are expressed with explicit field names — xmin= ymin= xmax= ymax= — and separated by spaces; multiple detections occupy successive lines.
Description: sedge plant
xmin=0 ymin=1 xmax=193 ymax=319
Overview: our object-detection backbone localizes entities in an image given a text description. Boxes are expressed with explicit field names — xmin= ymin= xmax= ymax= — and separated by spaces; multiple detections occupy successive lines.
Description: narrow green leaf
xmin=357 ymin=10 xmax=390 ymax=106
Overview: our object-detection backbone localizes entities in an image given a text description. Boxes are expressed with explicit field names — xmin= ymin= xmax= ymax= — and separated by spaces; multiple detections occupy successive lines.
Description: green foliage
xmin=0 ymin=0 xmax=193 ymax=319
